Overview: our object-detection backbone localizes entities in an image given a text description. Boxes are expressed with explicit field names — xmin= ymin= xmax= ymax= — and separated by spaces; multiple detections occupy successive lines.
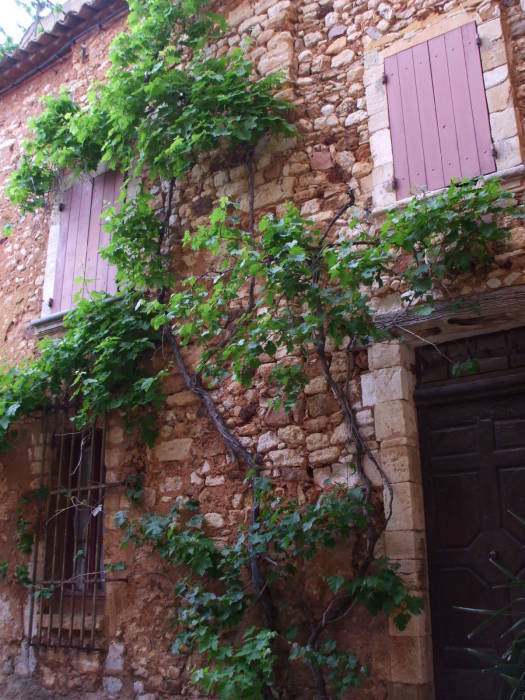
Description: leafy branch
xmin=0 ymin=0 xmax=520 ymax=696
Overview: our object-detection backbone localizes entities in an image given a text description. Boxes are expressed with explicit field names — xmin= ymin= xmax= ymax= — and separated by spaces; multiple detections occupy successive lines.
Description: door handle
xmin=489 ymin=550 xmax=499 ymax=561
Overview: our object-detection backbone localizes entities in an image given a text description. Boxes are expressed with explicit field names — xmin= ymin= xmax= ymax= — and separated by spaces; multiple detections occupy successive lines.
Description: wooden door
xmin=416 ymin=330 xmax=525 ymax=699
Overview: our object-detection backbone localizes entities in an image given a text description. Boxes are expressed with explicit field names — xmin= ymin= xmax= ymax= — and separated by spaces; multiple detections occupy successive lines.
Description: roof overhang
xmin=0 ymin=0 xmax=128 ymax=97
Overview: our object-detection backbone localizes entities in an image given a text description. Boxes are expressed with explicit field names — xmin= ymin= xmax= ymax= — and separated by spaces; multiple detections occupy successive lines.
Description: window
xmin=364 ymin=12 xmax=522 ymax=211
xmin=29 ymin=404 xmax=107 ymax=650
xmin=385 ymin=22 xmax=495 ymax=200
xmin=51 ymin=170 xmax=121 ymax=313
xmin=35 ymin=169 xmax=122 ymax=334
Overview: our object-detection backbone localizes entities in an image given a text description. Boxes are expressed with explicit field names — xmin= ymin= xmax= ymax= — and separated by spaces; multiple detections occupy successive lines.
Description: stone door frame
xmin=363 ymin=341 xmax=433 ymax=699
xmin=370 ymin=310 xmax=525 ymax=699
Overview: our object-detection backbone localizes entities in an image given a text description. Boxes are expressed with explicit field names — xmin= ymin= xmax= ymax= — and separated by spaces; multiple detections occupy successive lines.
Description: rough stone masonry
xmin=0 ymin=0 xmax=524 ymax=698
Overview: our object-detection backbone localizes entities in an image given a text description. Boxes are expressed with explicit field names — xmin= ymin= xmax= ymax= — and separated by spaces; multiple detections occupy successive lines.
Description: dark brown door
xmin=416 ymin=330 xmax=525 ymax=700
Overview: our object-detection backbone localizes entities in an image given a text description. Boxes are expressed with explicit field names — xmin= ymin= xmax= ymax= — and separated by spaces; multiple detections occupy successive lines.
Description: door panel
xmin=417 ymin=341 xmax=525 ymax=700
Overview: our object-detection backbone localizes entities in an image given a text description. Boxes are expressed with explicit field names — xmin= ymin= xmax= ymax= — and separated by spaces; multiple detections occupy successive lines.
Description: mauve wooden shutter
xmin=53 ymin=171 xmax=121 ymax=312
xmin=385 ymin=21 xmax=496 ymax=200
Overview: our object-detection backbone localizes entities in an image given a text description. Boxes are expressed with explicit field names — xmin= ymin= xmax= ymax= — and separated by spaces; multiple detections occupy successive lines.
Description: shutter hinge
xmin=391 ymin=177 xmax=398 ymax=191
xmin=492 ymin=144 xmax=498 ymax=158
xmin=476 ymin=36 xmax=482 ymax=47
xmin=58 ymin=202 xmax=65 ymax=212
xmin=382 ymin=72 xmax=388 ymax=84
xmin=48 ymin=298 xmax=53 ymax=308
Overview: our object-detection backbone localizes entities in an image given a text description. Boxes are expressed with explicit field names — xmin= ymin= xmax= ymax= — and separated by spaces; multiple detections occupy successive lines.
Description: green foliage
xmin=0 ymin=293 xmax=166 ymax=449
xmin=0 ymin=0 xmax=520 ymax=695
xmin=457 ymin=511 xmax=525 ymax=699
xmin=34 ymin=585 xmax=55 ymax=600
xmin=124 ymin=471 xmax=145 ymax=504
xmin=452 ymin=357 xmax=481 ymax=378
xmin=102 ymin=189 xmax=174 ymax=291
xmin=381 ymin=177 xmax=517 ymax=310
xmin=192 ymin=627 xmax=278 ymax=700
xmin=116 ymin=489 xmax=422 ymax=698
xmin=160 ymin=201 xmax=384 ymax=408
xmin=5 ymin=90 xmax=104 ymax=211
xmin=251 ymin=485 xmax=369 ymax=567
xmin=104 ymin=561 xmax=127 ymax=573
xmin=160 ymin=179 xmax=515 ymax=411
xmin=0 ymin=561 xmax=8 ymax=581
xmin=290 ymin=640 xmax=366 ymax=697
xmin=6 ymin=0 xmax=293 ymax=215
xmin=98 ymin=1 xmax=294 ymax=180
xmin=14 ymin=564 xmax=30 ymax=586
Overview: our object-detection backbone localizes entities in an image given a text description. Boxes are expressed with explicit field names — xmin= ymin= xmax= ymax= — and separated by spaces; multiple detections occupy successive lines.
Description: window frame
xmin=33 ymin=163 xmax=126 ymax=337
xmin=363 ymin=9 xmax=522 ymax=214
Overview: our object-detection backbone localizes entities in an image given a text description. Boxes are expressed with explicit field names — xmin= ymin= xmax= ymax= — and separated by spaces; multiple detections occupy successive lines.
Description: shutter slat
xmin=95 ymin=170 xmax=117 ymax=295
xmin=397 ymin=47 xmax=427 ymax=194
xmin=52 ymin=187 xmax=72 ymax=312
xmin=428 ymin=34 xmax=462 ymax=185
xmin=412 ymin=42 xmax=445 ymax=192
xmin=385 ymin=54 xmax=411 ymax=199
xmin=461 ymin=21 xmax=496 ymax=175
xmin=59 ymin=180 xmax=84 ymax=312
xmin=106 ymin=172 xmax=123 ymax=297
xmin=71 ymin=178 xmax=95 ymax=307
xmin=444 ymin=27 xmax=481 ymax=178
xmin=84 ymin=172 xmax=105 ymax=297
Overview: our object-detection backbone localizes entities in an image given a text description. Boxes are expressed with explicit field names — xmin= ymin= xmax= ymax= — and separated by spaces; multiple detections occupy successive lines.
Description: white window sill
xmin=371 ymin=163 xmax=525 ymax=218
xmin=30 ymin=310 xmax=67 ymax=338
xmin=31 ymin=294 xmax=122 ymax=338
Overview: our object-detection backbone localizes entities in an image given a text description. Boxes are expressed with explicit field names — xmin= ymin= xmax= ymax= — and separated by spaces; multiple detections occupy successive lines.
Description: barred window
xmin=29 ymin=403 xmax=107 ymax=650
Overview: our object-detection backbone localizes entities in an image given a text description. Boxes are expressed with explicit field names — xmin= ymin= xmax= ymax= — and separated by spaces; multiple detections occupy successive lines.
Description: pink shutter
xmin=84 ymin=172 xmax=105 ymax=297
xmin=53 ymin=171 xmax=121 ymax=313
xmin=427 ymin=34 xmax=463 ymax=185
xmin=461 ymin=22 xmax=496 ymax=174
xmin=412 ymin=41 xmax=445 ymax=191
xmin=396 ymin=48 xmax=427 ymax=193
xmin=52 ymin=187 xmax=72 ymax=313
xmin=444 ymin=27 xmax=481 ymax=178
xmin=71 ymin=178 xmax=95 ymax=305
xmin=106 ymin=171 xmax=123 ymax=297
xmin=56 ymin=179 xmax=88 ymax=312
xmin=386 ymin=21 xmax=495 ymax=200
xmin=95 ymin=170 xmax=117 ymax=296
xmin=384 ymin=54 xmax=411 ymax=199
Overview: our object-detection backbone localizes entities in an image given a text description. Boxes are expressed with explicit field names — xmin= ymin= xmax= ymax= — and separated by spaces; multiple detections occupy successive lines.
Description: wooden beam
xmin=376 ymin=285 xmax=525 ymax=345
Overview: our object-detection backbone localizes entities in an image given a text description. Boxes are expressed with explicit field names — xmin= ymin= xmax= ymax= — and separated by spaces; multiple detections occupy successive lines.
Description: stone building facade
xmin=0 ymin=0 xmax=524 ymax=698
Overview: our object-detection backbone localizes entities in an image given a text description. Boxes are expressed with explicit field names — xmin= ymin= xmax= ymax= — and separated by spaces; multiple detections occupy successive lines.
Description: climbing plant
xmin=0 ymin=0 xmax=520 ymax=697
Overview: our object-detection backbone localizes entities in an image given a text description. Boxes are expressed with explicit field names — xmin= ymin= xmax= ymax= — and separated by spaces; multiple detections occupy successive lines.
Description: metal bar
xmin=91 ymin=415 xmax=107 ymax=648
xmin=57 ymin=400 xmax=76 ymax=646
xmin=37 ymin=401 xmax=58 ymax=645
xmin=79 ymin=426 xmax=96 ymax=647
xmin=69 ymin=426 xmax=87 ymax=646
xmin=46 ymin=402 xmax=67 ymax=644
xmin=27 ymin=407 xmax=50 ymax=649
xmin=30 ymin=577 xmax=124 ymax=588
xmin=41 ymin=481 xmax=123 ymax=497
xmin=28 ymin=640 xmax=106 ymax=652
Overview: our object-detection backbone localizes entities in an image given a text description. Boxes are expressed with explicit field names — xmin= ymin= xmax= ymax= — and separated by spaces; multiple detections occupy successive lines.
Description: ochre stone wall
xmin=0 ymin=14 xmax=126 ymax=365
xmin=0 ymin=1 xmax=524 ymax=698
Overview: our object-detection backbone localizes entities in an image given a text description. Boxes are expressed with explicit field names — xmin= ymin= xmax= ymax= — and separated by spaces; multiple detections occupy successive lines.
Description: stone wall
xmin=0 ymin=13 xmax=126 ymax=365
xmin=0 ymin=0 xmax=524 ymax=698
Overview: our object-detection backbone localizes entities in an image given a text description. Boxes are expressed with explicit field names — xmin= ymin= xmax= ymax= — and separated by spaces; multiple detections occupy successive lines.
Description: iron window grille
xmin=28 ymin=400 xmax=107 ymax=650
